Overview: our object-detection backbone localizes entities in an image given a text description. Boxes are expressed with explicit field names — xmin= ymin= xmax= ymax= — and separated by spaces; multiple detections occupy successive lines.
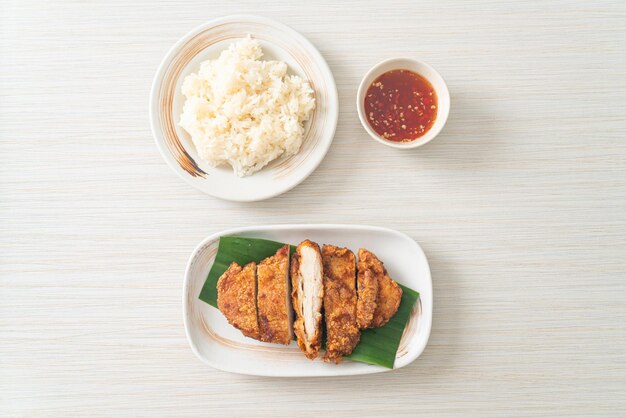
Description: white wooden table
xmin=2 ymin=1 xmax=625 ymax=416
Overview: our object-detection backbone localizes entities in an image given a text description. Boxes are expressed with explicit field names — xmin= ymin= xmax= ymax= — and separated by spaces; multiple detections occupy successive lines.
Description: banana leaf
xmin=198 ymin=236 xmax=419 ymax=369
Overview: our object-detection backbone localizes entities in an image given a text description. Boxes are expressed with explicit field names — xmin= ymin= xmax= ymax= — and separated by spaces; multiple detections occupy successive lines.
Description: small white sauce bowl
xmin=357 ymin=58 xmax=450 ymax=149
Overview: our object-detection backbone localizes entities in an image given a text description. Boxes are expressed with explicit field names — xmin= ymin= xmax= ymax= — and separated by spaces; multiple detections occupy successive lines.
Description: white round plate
xmin=150 ymin=15 xmax=338 ymax=201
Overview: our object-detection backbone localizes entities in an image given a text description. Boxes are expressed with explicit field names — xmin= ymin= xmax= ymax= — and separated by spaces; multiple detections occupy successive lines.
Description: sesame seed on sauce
xmin=363 ymin=69 xmax=438 ymax=142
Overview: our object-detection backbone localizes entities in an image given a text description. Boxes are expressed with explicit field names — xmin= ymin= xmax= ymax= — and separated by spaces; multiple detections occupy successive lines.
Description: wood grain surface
xmin=1 ymin=0 xmax=625 ymax=416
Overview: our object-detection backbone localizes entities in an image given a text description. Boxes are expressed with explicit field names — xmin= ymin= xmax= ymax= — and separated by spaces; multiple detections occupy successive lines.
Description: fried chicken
xmin=217 ymin=241 xmax=403 ymax=364
xmin=257 ymin=244 xmax=293 ymax=345
xmin=216 ymin=261 xmax=260 ymax=340
xmin=322 ymin=244 xmax=360 ymax=363
xmin=356 ymin=268 xmax=379 ymax=329
xmin=291 ymin=240 xmax=324 ymax=360
xmin=357 ymin=248 xmax=403 ymax=328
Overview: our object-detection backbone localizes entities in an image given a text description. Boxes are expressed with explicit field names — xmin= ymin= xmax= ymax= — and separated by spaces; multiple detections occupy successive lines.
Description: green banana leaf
xmin=198 ymin=236 xmax=419 ymax=369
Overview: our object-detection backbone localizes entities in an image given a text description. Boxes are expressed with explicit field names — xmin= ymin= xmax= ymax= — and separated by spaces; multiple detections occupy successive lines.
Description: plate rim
xmin=149 ymin=15 xmax=339 ymax=201
xmin=183 ymin=224 xmax=433 ymax=377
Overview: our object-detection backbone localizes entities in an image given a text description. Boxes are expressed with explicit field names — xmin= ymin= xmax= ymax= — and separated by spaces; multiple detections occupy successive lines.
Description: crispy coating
xmin=217 ymin=262 xmax=260 ymax=340
xmin=322 ymin=245 xmax=360 ymax=363
xmin=291 ymin=240 xmax=324 ymax=360
xmin=356 ymin=269 xmax=379 ymax=329
xmin=257 ymin=245 xmax=293 ymax=345
xmin=357 ymin=248 xmax=403 ymax=328
xmin=372 ymin=272 xmax=403 ymax=328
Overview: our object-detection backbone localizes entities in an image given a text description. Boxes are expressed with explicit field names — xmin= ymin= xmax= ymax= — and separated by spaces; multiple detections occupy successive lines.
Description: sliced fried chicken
xmin=356 ymin=268 xmax=379 ymax=329
xmin=357 ymin=248 xmax=403 ymax=328
xmin=322 ymin=244 xmax=360 ymax=363
xmin=257 ymin=244 xmax=293 ymax=345
xmin=372 ymin=271 xmax=403 ymax=328
xmin=291 ymin=240 xmax=324 ymax=360
xmin=216 ymin=261 xmax=261 ymax=340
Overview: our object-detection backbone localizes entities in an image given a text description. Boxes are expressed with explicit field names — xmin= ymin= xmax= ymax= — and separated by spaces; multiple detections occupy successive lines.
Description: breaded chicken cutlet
xmin=217 ymin=261 xmax=260 ymax=340
xmin=215 ymin=241 xmax=405 ymax=364
xmin=322 ymin=244 xmax=360 ymax=363
xmin=357 ymin=248 xmax=403 ymax=329
xmin=356 ymin=269 xmax=378 ymax=329
xmin=257 ymin=244 xmax=293 ymax=345
xmin=291 ymin=240 xmax=324 ymax=359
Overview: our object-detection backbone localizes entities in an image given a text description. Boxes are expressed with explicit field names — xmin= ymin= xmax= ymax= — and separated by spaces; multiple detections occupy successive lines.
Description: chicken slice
xmin=322 ymin=244 xmax=360 ymax=363
xmin=372 ymin=272 xmax=403 ymax=328
xmin=357 ymin=248 xmax=403 ymax=328
xmin=257 ymin=244 xmax=293 ymax=345
xmin=217 ymin=261 xmax=260 ymax=340
xmin=356 ymin=269 xmax=379 ymax=329
xmin=291 ymin=240 xmax=324 ymax=360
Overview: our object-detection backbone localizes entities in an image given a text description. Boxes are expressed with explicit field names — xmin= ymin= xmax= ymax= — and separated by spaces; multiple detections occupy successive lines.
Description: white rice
xmin=179 ymin=37 xmax=315 ymax=177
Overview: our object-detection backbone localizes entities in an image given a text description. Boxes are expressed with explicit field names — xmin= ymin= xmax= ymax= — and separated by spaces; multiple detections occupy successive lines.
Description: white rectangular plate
xmin=183 ymin=224 xmax=432 ymax=377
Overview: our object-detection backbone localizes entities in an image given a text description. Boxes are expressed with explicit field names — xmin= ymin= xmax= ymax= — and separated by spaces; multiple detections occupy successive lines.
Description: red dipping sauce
xmin=364 ymin=69 xmax=438 ymax=142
